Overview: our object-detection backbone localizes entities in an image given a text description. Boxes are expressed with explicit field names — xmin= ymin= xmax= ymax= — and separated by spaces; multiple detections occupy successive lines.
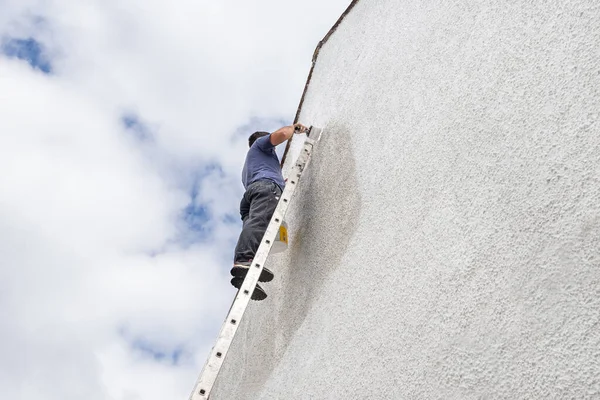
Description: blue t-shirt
xmin=242 ymin=134 xmax=285 ymax=190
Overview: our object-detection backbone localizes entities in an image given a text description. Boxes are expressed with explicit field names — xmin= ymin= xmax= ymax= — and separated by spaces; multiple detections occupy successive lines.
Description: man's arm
xmin=270 ymin=123 xmax=308 ymax=146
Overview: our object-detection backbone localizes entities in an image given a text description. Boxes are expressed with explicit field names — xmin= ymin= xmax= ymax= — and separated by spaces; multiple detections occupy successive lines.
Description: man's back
xmin=242 ymin=134 xmax=285 ymax=190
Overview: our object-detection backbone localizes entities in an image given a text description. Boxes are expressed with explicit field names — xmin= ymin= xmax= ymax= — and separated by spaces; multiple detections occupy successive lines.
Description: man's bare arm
xmin=270 ymin=123 xmax=308 ymax=146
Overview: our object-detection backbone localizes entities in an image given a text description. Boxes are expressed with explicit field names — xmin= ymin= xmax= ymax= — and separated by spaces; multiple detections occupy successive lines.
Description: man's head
xmin=248 ymin=131 xmax=270 ymax=148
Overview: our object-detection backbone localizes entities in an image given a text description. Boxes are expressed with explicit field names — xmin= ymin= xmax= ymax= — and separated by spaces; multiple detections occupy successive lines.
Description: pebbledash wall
xmin=211 ymin=1 xmax=600 ymax=398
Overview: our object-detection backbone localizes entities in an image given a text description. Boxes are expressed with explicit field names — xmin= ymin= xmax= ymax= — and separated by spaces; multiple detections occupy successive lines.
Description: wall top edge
xmin=281 ymin=0 xmax=361 ymax=166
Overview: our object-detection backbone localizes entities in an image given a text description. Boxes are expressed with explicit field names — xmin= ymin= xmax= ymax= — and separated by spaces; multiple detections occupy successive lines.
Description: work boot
xmin=230 ymin=277 xmax=267 ymax=301
xmin=231 ymin=261 xmax=274 ymax=283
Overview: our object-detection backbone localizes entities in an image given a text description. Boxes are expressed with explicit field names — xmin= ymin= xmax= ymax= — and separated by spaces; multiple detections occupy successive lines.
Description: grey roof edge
xmin=281 ymin=0 xmax=361 ymax=166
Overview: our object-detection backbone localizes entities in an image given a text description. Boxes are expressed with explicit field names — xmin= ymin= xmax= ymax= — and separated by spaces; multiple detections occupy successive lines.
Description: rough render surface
xmin=211 ymin=1 xmax=600 ymax=399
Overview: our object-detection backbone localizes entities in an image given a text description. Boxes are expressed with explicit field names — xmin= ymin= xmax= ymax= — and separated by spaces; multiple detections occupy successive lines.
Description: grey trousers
xmin=234 ymin=179 xmax=282 ymax=263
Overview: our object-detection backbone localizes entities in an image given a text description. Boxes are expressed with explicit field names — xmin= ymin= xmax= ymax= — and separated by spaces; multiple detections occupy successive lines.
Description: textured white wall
xmin=211 ymin=1 xmax=600 ymax=398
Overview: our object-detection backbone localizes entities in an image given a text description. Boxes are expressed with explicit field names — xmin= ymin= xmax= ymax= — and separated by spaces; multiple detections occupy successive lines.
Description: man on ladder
xmin=231 ymin=123 xmax=309 ymax=300
xmin=189 ymin=124 xmax=319 ymax=399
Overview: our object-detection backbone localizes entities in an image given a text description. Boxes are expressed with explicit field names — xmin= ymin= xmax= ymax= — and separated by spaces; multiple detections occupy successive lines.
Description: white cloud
xmin=0 ymin=0 xmax=351 ymax=399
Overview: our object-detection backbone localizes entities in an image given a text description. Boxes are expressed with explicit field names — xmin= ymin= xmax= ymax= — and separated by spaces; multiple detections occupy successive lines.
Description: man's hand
xmin=270 ymin=123 xmax=309 ymax=146
xmin=293 ymin=123 xmax=309 ymax=134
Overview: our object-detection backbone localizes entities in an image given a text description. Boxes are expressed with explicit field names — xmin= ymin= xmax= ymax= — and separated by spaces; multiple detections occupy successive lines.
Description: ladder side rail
xmin=189 ymin=137 xmax=316 ymax=399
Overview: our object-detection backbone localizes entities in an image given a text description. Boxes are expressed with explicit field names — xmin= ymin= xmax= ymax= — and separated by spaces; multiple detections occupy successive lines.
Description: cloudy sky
xmin=0 ymin=1 xmax=350 ymax=398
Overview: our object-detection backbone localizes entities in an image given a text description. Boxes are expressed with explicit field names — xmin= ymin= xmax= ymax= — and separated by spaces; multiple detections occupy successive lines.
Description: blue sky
xmin=121 ymin=113 xmax=153 ymax=142
xmin=0 ymin=1 xmax=351 ymax=399
xmin=2 ymin=37 xmax=52 ymax=73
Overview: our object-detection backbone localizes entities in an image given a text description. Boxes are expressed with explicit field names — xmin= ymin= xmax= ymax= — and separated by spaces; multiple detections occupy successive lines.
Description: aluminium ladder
xmin=189 ymin=126 xmax=323 ymax=400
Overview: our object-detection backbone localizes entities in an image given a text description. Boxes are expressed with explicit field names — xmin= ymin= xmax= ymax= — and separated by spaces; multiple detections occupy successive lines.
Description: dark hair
xmin=248 ymin=131 xmax=270 ymax=148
